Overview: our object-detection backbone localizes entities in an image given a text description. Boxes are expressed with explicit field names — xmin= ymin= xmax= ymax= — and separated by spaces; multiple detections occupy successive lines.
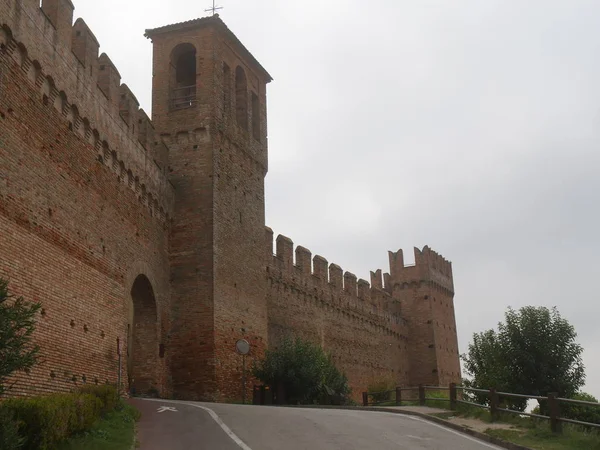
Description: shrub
xmin=367 ymin=378 xmax=395 ymax=403
xmin=0 ymin=405 xmax=24 ymax=450
xmin=78 ymin=384 xmax=118 ymax=416
xmin=561 ymin=392 xmax=600 ymax=425
xmin=3 ymin=392 xmax=102 ymax=450
xmin=252 ymin=336 xmax=350 ymax=405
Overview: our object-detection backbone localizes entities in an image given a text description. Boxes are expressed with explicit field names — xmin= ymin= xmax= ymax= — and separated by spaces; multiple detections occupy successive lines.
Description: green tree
xmin=560 ymin=392 xmax=600 ymax=425
xmin=462 ymin=306 xmax=585 ymax=411
xmin=252 ymin=336 xmax=350 ymax=405
xmin=0 ymin=278 xmax=41 ymax=397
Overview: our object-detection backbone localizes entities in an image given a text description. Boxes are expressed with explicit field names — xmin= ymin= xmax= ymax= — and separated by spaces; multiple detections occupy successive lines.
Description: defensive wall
xmin=0 ymin=0 xmax=173 ymax=396
xmin=268 ymin=228 xmax=428 ymax=398
xmin=0 ymin=0 xmax=462 ymax=402
xmin=266 ymin=228 xmax=461 ymax=397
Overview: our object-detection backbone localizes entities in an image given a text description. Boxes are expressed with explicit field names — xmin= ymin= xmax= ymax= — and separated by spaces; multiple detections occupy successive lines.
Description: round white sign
xmin=236 ymin=339 xmax=250 ymax=355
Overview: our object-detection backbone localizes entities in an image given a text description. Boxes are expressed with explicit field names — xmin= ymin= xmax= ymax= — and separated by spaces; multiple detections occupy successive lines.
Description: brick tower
xmin=145 ymin=16 xmax=272 ymax=401
xmin=389 ymin=247 xmax=461 ymax=387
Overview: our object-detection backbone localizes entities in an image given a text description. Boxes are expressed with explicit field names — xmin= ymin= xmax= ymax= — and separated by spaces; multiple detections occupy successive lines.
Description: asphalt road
xmin=131 ymin=398 xmax=505 ymax=450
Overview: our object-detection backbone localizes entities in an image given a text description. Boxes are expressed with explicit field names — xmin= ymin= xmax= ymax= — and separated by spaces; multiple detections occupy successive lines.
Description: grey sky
xmin=75 ymin=0 xmax=600 ymax=398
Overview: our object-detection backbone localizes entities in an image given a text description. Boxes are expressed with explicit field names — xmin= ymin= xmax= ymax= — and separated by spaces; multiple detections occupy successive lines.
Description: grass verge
xmin=486 ymin=427 xmax=600 ymax=450
xmin=430 ymin=403 xmax=600 ymax=450
xmin=56 ymin=400 xmax=140 ymax=450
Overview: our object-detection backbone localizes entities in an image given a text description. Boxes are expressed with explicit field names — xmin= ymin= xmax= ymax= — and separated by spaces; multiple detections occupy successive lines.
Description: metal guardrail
xmin=363 ymin=384 xmax=600 ymax=433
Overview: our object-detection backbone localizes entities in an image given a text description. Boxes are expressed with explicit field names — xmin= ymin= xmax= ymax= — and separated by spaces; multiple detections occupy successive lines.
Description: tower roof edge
xmin=144 ymin=15 xmax=273 ymax=83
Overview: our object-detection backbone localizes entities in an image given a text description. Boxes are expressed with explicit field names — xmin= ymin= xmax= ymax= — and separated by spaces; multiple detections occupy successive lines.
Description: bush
xmin=561 ymin=392 xmax=600 ymax=425
xmin=367 ymin=378 xmax=395 ymax=403
xmin=252 ymin=336 xmax=350 ymax=405
xmin=78 ymin=384 xmax=118 ymax=416
xmin=532 ymin=392 xmax=600 ymax=425
xmin=3 ymin=392 xmax=103 ymax=450
xmin=0 ymin=405 xmax=24 ymax=450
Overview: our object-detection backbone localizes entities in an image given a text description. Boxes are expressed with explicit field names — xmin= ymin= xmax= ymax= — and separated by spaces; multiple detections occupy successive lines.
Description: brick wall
xmin=266 ymin=232 xmax=411 ymax=401
xmin=0 ymin=0 xmax=172 ymax=397
xmin=0 ymin=0 xmax=462 ymax=402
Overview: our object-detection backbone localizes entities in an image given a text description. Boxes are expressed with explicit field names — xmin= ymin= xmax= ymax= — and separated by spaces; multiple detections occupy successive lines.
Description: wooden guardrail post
xmin=362 ymin=391 xmax=368 ymax=407
xmin=396 ymin=387 xmax=401 ymax=406
xmin=449 ymin=383 xmax=457 ymax=411
xmin=489 ymin=388 xmax=499 ymax=422
xmin=548 ymin=393 xmax=562 ymax=433
xmin=419 ymin=385 xmax=425 ymax=406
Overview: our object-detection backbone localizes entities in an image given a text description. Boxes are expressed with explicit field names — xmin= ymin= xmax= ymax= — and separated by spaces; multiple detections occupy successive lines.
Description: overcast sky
xmin=74 ymin=0 xmax=600 ymax=398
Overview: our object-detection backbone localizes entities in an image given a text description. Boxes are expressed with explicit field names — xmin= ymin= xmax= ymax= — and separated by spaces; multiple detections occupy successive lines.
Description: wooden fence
xmin=363 ymin=384 xmax=600 ymax=433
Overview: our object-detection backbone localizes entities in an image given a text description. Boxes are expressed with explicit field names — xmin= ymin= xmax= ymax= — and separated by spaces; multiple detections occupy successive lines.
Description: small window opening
xmin=170 ymin=43 xmax=197 ymax=110
xmin=235 ymin=66 xmax=248 ymax=130
xmin=251 ymin=91 xmax=260 ymax=141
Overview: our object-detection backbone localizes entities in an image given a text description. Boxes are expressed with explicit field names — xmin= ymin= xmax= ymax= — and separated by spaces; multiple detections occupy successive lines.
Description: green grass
xmin=486 ymin=427 xmax=600 ymax=450
xmin=56 ymin=401 xmax=140 ymax=450
xmin=427 ymin=401 xmax=600 ymax=450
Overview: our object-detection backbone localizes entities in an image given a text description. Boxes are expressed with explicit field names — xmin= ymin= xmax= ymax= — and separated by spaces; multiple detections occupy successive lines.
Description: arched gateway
xmin=128 ymin=274 xmax=159 ymax=395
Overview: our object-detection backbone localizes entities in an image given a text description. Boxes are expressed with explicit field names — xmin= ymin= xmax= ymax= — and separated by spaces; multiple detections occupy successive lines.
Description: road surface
xmin=131 ymin=398 xmax=504 ymax=450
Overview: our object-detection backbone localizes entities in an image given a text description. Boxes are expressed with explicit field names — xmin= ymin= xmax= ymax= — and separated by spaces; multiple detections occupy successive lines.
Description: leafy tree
xmin=252 ymin=336 xmax=350 ymax=405
xmin=462 ymin=306 xmax=585 ymax=411
xmin=560 ymin=392 xmax=600 ymax=425
xmin=0 ymin=278 xmax=41 ymax=397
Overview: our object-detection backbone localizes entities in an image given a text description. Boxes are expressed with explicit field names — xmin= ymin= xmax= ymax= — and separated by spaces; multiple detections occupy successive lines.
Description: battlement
xmin=265 ymin=227 xmax=406 ymax=336
xmin=0 ymin=0 xmax=174 ymax=220
xmin=388 ymin=246 xmax=454 ymax=293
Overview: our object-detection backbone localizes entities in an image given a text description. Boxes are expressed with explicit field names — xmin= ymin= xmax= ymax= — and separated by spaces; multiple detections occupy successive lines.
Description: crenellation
xmin=71 ymin=18 xmax=99 ymax=77
xmin=383 ymin=272 xmax=392 ymax=292
xmin=265 ymin=226 xmax=274 ymax=257
xmin=295 ymin=246 xmax=311 ymax=275
xmin=370 ymin=269 xmax=383 ymax=290
xmin=312 ymin=255 xmax=328 ymax=281
xmin=329 ymin=264 xmax=343 ymax=289
xmin=343 ymin=271 xmax=357 ymax=296
xmin=275 ymin=234 xmax=293 ymax=270
xmin=357 ymin=279 xmax=370 ymax=301
xmin=119 ymin=84 xmax=140 ymax=131
xmin=97 ymin=53 xmax=121 ymax=110
xmin=41 ymin=0 xmax=75 ymax=48
xmin=137 ymin=109 xmax=154 ymax=149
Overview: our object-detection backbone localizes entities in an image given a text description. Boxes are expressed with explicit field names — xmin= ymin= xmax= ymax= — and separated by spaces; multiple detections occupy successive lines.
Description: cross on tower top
xmin=205 ymin=0 xmax=223 ymax=16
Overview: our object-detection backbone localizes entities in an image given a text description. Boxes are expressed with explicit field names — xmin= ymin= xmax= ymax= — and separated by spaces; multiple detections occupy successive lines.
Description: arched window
xmin=251 ymin=91 xmax=260 ymax=141
xmin=223 ymin=63 xmax=231 ymax=115
xmin=235 ymin=66 xmax=248 ymax=130
xmin=170 ymin=43 xmax=197 ymax=110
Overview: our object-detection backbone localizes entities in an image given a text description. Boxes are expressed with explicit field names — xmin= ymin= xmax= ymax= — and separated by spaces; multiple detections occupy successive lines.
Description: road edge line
xmin=136 ymin=398 xmax=253 ymax=450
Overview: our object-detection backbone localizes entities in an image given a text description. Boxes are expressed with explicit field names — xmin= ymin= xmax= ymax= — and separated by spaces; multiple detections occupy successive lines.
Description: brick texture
xmin=0 ymin=0 xmax=461 ymax=402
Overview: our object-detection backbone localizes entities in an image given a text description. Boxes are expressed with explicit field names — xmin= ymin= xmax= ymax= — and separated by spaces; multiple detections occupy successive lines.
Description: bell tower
xmin=145 ymin=16 xmax=272 ymax=401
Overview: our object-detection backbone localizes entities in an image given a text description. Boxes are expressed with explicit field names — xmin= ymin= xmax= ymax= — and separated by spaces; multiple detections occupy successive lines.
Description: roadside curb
xmin=271 ymin=404 xmax=532 ymax=450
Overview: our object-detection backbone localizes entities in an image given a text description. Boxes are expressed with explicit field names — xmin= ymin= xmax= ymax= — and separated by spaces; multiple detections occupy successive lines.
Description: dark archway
xmin=128 ymin=274 xmax=158 ymax=395
xmin=170 ymin=43 xmax=197 ymax=109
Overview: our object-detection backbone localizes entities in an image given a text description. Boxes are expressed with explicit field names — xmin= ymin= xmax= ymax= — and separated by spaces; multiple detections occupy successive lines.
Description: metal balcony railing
xmin=171 ymin=85 xmax=196 ymax=110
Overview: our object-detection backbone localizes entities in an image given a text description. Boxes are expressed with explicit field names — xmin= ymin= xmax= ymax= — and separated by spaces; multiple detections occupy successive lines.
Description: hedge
xmin=0 ymin=385 xmax=119 ymax=450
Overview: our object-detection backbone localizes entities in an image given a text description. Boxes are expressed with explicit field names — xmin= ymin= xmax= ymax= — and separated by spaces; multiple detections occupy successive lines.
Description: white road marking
xmin=142 ymin=399 xmax=253 ymax=450
xmin=157 ymin=406 xmax=178 ymax=413
xmin=406 ymin=434 xmax=431 ymax=440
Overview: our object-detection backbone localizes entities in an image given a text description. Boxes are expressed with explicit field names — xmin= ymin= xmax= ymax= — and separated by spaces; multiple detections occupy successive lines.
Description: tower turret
xmin=145 ymin=16 xmax=272 ymax=400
